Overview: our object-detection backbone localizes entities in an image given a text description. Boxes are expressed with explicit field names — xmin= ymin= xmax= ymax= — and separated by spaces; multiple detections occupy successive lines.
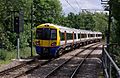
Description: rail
xmin=102 ymin=45 xmax=120 ymax=78
xmin=44 ymin=43 xmax=100 ymax=78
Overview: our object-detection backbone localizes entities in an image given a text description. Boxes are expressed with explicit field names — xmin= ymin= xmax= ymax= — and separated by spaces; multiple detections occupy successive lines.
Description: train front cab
xmin=35 ymin=24 xmax=61 ymax=57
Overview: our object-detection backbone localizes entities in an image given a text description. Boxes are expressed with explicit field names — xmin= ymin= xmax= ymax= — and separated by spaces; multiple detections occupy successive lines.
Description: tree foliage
xmin=110 ymin=0 xmax=120 ymax=44
xmin=0 ymin=0 xmax=108 ymax=51
xmin=33 ymin=0 xmax=62 ymax=25
xmin=59 ymin=12 xmax=108 ymax=34
xmin=0 ymin=0 xmax=62 ymax=50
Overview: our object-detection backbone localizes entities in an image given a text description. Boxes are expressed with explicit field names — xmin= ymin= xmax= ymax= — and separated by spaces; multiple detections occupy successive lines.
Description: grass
xmin=20 ymin=47 xmax=36 ymax=58
xmin=0 ymin=47 xmax=37 ymax=66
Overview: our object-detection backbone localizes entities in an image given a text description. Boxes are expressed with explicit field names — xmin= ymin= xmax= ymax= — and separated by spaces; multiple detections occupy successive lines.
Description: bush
xmin=0 ymin=49 xmax=6 ymax=60
xmin=0 ymin=47 xmax=36 ymax=65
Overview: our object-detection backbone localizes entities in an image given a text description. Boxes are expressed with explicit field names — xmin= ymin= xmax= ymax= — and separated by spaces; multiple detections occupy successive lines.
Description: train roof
xmin=40 ymin=23 xmax=102 ymax=34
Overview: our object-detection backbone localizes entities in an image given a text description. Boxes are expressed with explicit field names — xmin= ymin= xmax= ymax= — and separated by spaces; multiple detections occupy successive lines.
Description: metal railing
xmin=102 ymin=44 xmax=120 ymax=78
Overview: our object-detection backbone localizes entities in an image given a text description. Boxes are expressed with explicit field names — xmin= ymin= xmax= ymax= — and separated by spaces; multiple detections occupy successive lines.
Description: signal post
xmin=13 ymin=10 xmax=24 ymax=60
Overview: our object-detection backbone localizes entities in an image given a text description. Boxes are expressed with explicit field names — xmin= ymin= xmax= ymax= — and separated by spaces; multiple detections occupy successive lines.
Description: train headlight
xmin=36 ymin=41 xmax=40 ymax=45
xmin=51 ymin=42 xmax=56 ymax=47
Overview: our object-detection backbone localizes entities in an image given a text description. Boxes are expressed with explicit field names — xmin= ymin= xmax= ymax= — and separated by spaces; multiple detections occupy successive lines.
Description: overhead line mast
xmin=101 ymin=0 xmax=111 ymax=52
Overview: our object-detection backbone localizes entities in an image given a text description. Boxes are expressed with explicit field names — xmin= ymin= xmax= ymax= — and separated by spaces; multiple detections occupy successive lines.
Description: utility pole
xmin=31 ymin=3 xmax=33 ymax=57
xmin=101 ymin=0 xmax=111 ymax=52
xmin=107 ymin=0 xmax=111 ymax=52
xmin=101 ymin=0 xmax=112 ymax=77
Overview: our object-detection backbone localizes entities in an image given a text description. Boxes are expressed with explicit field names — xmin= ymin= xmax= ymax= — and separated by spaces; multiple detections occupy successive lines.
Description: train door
xmin=50 ymin=29 xmax=57 ymax=47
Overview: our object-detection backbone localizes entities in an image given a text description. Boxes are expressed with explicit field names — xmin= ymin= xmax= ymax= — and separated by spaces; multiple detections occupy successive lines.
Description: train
xmin=34 ymin=23 xmax=102 ymax=57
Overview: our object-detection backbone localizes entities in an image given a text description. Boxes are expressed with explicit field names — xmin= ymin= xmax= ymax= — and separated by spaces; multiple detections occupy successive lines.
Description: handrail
xmin=102 ymin=45 xmax=120 ymax=78
xmin=104 ymin=48 xmax=120 ymax=72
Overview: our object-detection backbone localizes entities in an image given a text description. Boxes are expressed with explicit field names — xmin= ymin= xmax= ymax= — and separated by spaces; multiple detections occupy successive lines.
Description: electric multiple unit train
xmin=34 ymin=23 xmax=102 ymax=57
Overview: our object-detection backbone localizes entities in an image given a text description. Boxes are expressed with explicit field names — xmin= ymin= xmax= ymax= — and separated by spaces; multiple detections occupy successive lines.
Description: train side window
xmin=78 ymin=33 xmax=80 ymax=39
xmin=91 ymin=34 xmax=94 ymax=37
xmin=98 ymin=34 xmax=100 ymax=37
xmin=71 ymin=33 xmax=73 ymax=39
xmin=96 ymin=34 xmax=101 ymax=37
xmin=88 ymin=34 xmax=94 ymax=37
xmin=98 ymin=34 xmax=101 ymax=37
xmin=90 ymin=34 xmax=92 ymax=37
xmin=88 ymin=34 xmax=90 ymax=37
xmin=85 ymin=34 xmax=87 ymax=38
xmin=74 ymin=33 xmax=76 ymax=39
xmin=60 ymin=32 xmax=65 ymax=40
xmin=81 ymin=34 xmax=87 ymax=38
xmin=96 ymin=34 xmax=100 ymax=37
xmin=67 ymin=33 xmax=72 ymax=40
xmin=81 ymin=34 xmax=84 ymax=38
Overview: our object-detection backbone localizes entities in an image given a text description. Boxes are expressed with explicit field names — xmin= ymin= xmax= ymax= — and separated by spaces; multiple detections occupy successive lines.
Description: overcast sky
xmin=60 ymin=0 xmax=104 ymax=14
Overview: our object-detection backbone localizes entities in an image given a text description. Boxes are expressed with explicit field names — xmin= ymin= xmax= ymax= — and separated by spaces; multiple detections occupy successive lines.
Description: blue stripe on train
xmin=35 ymin=46 xmax=60 ymax=56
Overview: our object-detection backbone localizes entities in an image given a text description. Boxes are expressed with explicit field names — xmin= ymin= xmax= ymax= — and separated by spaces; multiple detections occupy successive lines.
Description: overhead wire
xmin=64 ymin=0 xmax=80 ymax=28
xmin=64 ymin=0 xmax=77 ymax=12
xmin=74 ymin=0 xmax=81 ymax=12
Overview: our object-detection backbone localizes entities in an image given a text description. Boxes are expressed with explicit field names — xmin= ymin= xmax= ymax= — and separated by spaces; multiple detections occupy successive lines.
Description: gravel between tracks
xmin=19 ymin=46 xmax=86 ymax=78
xmin=0 ymin=43 xmax=102 ymax=78
xmin=0 ymin=60 xmax=22 ymax=72
xmin=74 ymin=58 xmax=102 ymax=78
xmin=19 ymin=43 xmax=103 ymax=78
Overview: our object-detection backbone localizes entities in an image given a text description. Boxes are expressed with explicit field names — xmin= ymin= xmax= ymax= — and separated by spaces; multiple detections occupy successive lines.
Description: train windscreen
xmin=36 ymin=28 xmax=57 ymax=40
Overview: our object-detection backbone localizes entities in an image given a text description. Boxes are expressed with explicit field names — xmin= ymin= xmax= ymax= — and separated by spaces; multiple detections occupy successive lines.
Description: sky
xmin=60 ymin=0 xmax=104 ymax=14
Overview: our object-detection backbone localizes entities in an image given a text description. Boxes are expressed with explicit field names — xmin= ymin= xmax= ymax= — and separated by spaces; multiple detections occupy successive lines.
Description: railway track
xmin=18 ymin=42 xmax=101 ymax=78
xmin=0 ymin=42 xmax=101 ymax=78
xmin=43 ymin=43 xmax=101 ymax=78
xmin=70 ymin=44 xmax=101 ymax=78
xmin=0 ymin=57 xmax=53 ymax=78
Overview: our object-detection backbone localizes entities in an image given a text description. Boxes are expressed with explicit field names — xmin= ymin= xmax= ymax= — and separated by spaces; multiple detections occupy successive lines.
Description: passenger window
xmin=60 ymin=32 xmax=65 ymax=40
xmin=78 ymin=33 xmax=81 ymax=39
xmin=74 ymin=33 xmax=76 ymax=39
xmin=51 ymin=29 xmax=57 ymax=40
xmin=67 ymin=33 xmax=73 ymax=40
xmin=81 ymin=34 xmax=86 ymax=38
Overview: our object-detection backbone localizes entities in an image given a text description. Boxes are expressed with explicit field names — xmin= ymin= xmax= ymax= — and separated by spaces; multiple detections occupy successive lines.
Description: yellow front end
xmin=35 ymin=24 xmax=60 ymax=47
xmin=35 ymin=24 xmax=60 ymax=56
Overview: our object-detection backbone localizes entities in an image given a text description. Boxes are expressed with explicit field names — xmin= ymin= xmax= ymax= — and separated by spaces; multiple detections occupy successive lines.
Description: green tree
xmin=60 ymin=12 xmax=107 ymax=33
xmin=110 ymin=0 xmax=120 ymax=44
xmin=0 ymin=0 xmax=33 ymax=50
xmin=33 ymin=0 xmax=62 ymax=25
xmin=0 ymin=0 xmax=63 ymax=50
